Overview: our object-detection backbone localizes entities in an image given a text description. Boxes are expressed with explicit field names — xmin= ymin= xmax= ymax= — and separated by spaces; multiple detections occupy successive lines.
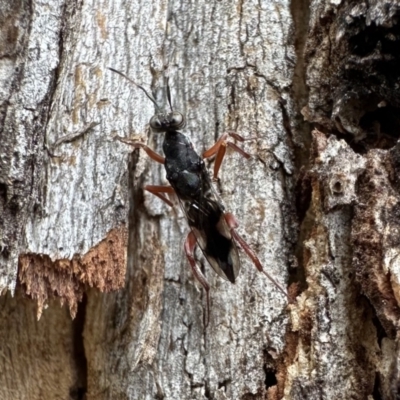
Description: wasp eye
xmin=170 ymin=112 xmax=185 ymax=129
xmin=150 ymin=116 xmax=163 ymax=131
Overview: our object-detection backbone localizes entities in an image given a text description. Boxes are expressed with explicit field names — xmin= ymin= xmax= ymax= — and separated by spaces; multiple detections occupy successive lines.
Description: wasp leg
xmin=224 ymin=212 xmax=288 ymax=297
xmin=184 ymin=231 xmax=211 ymax=327
xmin=115 ymin=136 xmax=165 ymax=164
xmin=144 ymin=185 xmax=175 ymax=207
xmin=203 ymin=132 xmax=251 ymax=180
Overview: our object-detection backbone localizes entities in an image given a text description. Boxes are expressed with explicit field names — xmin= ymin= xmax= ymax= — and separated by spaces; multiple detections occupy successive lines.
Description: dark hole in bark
xmin=372 ymin=315 xmax=387 ymax=348
xmin=69 ymin=295 xmax=87 ymax=400
xmin=332 ymin=180 xmax=343 ymax=194
xmin=295 ymin=168 xmax=312 ymax=223
xmin=291 ymin=170 xmax=311 ymax=292
xmin=218 ymin=379 xmax=231 ymax=390
xmin=372 ymin=372 xmax=383 ymax=400
xmin=69 ymin=387 xmax=86 ymax=400
xmin=1 ymin=246 xmax=10 ymax=258
xmin=329 ymin=5 xmax=400 ymax=152
xmin=32 ymin=202 xmax=41 ymax=216
xmin=348 ymin=22 xmax=400 ymax=59
xmin=264 ymin=366 xmax=278 ymax=389
xmin=8 ymin=197 xmax=20 ymax=215
xmin=346 ymin=5 xmax=400 ymax=72
xmin=204 ymin=382 xmax=211 ymax=399
xmin=360 ymin=106 xmax=400 ymax=142
xmin=0 ymin=183 xmax=7 ymax=201
xmin=155 ymin=390 xmax=165 ymax=400
xmin=333 ymin=100 xmax=400 ymax=152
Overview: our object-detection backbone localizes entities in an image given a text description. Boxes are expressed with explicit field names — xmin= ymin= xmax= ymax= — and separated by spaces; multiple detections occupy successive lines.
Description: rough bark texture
xmin=1 ymin=0 xmax=400 ymax=399
xmin=288 ymin=0 xmax=400 ymax=399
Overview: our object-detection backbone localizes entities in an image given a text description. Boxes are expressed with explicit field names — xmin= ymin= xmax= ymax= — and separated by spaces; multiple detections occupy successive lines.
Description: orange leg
xmin=114 ymin=135 xmax=165 ymax=164
xmin=224 ymin=212 xmax=288 ymax=297
xmin=144 ymin=185 xmax=175 ymax=207
xmin=203 ymin=132 xmax=251 ymax=179
xmin=184 ymin=231 xmax=211 ymax=327
xmin=116 ymin=137 xmax=174 ymax=205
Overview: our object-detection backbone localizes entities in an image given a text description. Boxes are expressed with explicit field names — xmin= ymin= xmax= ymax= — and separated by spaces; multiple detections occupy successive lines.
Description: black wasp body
xmin=109 ymin=67 xmax=287 ymax=325
xmin=160 ymin=119 xmax=239 ymax=284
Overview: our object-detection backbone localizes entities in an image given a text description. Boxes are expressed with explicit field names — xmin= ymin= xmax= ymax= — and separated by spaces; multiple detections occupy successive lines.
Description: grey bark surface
xmin=1 ymin=0 xmax=400 ymax=399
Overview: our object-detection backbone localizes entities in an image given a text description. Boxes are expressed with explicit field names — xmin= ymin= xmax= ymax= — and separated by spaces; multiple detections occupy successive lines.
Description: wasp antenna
xmin=166 ymin=76 xmax=173 ymax=112
xmin=107 ymin=67 xmax=160 ymax=110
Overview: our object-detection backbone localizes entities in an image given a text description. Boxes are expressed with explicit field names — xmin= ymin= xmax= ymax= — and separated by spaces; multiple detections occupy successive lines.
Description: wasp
xmin=109 ymin=68 xmax=287 ymax=325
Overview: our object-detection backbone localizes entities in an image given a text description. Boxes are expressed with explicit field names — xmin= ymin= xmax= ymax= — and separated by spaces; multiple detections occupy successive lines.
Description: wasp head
xmin=107 ymin=68 xmax=185 ymax=133
xmin=150 ymin=111 xmax=186 ymax=133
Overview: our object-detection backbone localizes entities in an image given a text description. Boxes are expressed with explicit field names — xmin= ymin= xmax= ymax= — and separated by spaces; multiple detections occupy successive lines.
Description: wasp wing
xmin=177 ymin=172 xmax=241 ymax=283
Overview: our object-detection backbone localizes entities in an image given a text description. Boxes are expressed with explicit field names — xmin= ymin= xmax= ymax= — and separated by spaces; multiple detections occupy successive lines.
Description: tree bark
xmin=0 ymin=0 xmax=399 ymax=399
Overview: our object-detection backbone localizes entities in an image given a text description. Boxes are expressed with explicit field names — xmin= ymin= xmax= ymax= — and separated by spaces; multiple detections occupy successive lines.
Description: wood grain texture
xmin=0 ymin=292 xmax=86 ymax=399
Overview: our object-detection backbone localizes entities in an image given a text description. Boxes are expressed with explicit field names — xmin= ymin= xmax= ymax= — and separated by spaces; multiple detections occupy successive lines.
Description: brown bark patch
xmin=352 ymin=154 xmax=400 ymax=337
xmin=276 ymin=329 xmax=299 ymax=399
xmin=304 ymin=0 xmax=400 ymax=149
xmin=18 ymin=225 xmax=127 ymax=319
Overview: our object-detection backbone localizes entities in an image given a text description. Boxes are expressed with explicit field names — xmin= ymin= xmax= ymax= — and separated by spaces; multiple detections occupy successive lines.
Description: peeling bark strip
xmin=19 ymin=226 xmax=127 ymax=318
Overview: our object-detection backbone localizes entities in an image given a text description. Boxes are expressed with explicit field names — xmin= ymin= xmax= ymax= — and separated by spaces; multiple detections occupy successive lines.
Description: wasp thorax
xmin=150 ymin=111 xmax=186 ymax=132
